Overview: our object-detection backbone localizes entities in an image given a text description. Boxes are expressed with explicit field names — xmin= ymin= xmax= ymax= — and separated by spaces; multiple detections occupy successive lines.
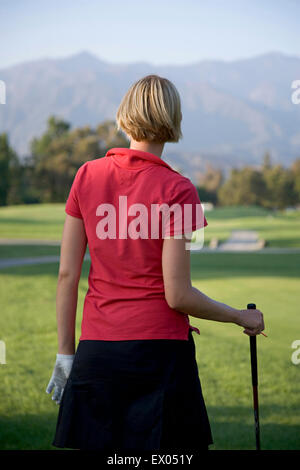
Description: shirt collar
xmin=105 ymin=147 xmax=179 ymax=173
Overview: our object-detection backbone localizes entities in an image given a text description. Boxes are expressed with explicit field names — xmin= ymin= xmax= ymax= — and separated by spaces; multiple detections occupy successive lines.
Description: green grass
xmin=1 ymin=204 xmax=300 ymax=250
xmin=0 ymin=204 xmax=65 ymax=241
xmin=0 ymin=253 xmax=299 ymax=450
xmin=0 ymin=245 xmax=61 ymax=259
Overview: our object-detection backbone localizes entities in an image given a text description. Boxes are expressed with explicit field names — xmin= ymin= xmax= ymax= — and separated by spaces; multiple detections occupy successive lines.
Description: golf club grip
xmin=247 ymin=303 xmax=258 ymax=387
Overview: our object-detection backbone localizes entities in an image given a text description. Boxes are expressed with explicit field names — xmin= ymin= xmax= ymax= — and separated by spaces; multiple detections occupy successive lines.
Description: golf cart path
xmin=0 ymin=238 xmax=61 ymax=245
xmin=217 ymin=230 xmax=265 ymax=251
xmin=0 ymin=253 xmax=91 ymax=269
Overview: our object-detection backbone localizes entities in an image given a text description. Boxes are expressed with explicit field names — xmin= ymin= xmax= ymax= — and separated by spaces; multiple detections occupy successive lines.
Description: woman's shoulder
xmin=80 ymin=156 xmax=107 ymax=169
xmin=150 ymin=165 xmax=197 ymax=205
xmin=167 ymin=171 xmax=197 ymax=199
xmin=76 ymin=156 xmax=108 ymax=177
xmin=149 ymin=162 xmax=195 ymax=190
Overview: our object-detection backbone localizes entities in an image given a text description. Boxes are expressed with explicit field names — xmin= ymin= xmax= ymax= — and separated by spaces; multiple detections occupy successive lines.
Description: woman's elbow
xmin=165 ymin=287 xmax=189 ymax=311
xmin=58 ymin=269 xmax=80 ymax=284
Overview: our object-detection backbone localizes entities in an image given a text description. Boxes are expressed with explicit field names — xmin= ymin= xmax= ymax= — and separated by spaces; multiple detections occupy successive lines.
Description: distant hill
xmin=1 ymin=50 xmax=300 ymax=180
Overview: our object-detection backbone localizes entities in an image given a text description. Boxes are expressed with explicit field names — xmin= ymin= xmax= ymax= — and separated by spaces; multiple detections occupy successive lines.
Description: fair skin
xmin=56 ymin=138 xmax=264 ymax=354
xmin=129 ymin=138 xmax=165 ymax=158
xmin=56 ymin=215 xmax=87 ymax=354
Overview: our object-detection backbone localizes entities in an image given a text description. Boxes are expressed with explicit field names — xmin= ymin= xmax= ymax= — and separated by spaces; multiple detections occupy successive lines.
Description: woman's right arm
xmin=162 ymin=236 xmax=265 ymax=336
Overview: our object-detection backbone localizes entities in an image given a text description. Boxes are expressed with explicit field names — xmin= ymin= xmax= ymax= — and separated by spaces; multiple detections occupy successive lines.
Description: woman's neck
xmin=129 ymin=139 xmax=165 ymax=158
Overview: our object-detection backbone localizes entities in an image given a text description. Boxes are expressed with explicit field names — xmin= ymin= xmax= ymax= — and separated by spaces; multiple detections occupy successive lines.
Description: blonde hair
xmin=116 ymin=74 xmax=183 ymax=143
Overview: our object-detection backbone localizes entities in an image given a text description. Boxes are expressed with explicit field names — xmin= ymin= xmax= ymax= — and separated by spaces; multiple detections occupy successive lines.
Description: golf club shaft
xmin=247 ymin=303 xmax=261 ymax=450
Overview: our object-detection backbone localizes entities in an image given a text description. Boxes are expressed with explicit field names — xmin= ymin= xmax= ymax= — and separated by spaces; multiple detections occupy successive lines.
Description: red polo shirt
xmin=65 ymin=147 xmax=207 ymax=341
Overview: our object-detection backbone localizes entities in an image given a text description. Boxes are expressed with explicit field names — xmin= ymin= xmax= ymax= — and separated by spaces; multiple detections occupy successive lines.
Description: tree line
xmin=196 ymin=153 xmax=300 ymax=210
xmin=1 ymin=116 xmax=300 ymax=210
xmin=0 ymin=116 xmax=128 ymax=205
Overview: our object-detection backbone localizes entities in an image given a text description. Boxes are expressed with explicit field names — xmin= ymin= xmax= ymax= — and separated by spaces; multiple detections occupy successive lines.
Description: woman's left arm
xmin=56 ymin=214 xmax=87 ymax=355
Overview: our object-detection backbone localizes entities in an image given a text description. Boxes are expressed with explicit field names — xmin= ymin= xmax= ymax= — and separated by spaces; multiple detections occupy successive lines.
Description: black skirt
xmin=52 ymin=329 xmax=213 ymax=452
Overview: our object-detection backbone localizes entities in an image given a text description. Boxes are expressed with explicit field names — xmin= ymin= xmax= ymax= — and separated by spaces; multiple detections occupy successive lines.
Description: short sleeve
xmin=65 ymin=165 xmax=85 ymax=219
xmin=163 ymin=179 xmax=208 ymax=237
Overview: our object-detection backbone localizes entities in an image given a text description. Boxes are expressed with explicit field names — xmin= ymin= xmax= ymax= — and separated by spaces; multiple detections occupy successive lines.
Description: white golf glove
xmin=46 ymin=354 xmax=75 ymax=404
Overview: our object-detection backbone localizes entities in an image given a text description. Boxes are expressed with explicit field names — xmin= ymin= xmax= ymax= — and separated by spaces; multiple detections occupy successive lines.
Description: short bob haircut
xmin=116 ymin=74 xmax=183 ymax=143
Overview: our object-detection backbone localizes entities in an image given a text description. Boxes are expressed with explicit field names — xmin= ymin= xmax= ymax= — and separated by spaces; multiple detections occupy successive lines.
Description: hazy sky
xmin=1 ymin=0 xmax=300 ymax=68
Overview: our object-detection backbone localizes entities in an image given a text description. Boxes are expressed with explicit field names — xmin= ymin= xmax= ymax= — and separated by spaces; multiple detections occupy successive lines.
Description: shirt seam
xmin=109 ymin=155 xmax=179 ymax=174
xmin=65 ymin=207 xmax=83 ymax=219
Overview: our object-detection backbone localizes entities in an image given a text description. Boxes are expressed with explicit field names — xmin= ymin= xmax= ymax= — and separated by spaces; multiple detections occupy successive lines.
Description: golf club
xmin=247 ymin=302 xmax=261 ymax=451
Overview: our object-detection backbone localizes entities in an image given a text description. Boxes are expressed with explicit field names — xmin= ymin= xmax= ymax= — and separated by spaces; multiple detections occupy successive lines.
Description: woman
xmin=46 ymin=74 xmax=265 ymax=452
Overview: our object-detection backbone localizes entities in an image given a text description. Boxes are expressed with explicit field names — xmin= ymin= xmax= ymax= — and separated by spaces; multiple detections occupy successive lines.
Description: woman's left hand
xmin=46 ymin=354 xmax=75 ymax=404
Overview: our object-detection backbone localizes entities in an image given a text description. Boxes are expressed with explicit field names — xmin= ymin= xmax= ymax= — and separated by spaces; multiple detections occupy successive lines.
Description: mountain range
xmin=1 ymin=50 xmax=300 ymax=179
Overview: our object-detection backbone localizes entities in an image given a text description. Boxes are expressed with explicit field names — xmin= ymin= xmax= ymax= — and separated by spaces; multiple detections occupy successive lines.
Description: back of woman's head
xmin=116 ymin=74 xmax=182 ymax=144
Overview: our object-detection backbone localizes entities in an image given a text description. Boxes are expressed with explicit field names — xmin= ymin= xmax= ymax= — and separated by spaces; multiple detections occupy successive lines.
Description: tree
xmin=218 ymin=167 xmax=268 ymax=206
xmin=96 ymin=119 xmax=129 ymax=149
xmin=291 ymin=158 xmax=300 ymax=203
xmin=196 ymin=163 xmax=223 ymax=204
xmin=263 ymin=164 xmax=297 ymax=209
xmin=29 ymin=116 xmax=129 ymax=202
xmin=0 ymin=133 xmax=19 ymax=206
xmin=262 ymin=151 xmax=272 ymax=171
